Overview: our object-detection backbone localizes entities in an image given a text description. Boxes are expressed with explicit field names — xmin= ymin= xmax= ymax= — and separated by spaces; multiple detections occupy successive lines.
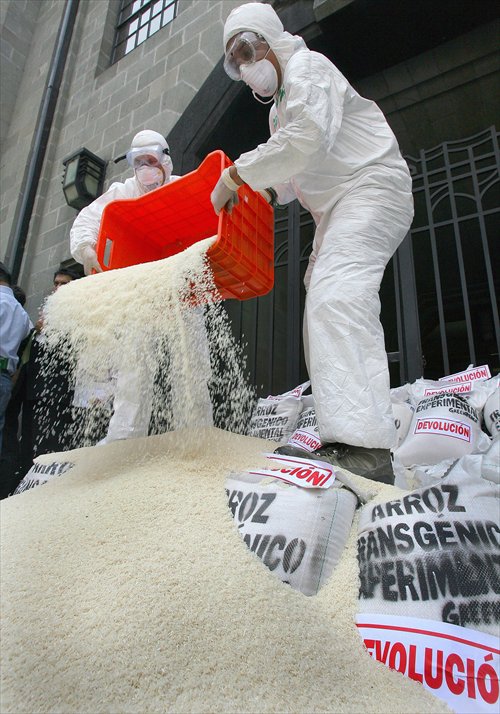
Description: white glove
xmin=81 ymin=245 xmax=102 ymax=276
xmin=210 ymin=168 xmax=240 ymax=215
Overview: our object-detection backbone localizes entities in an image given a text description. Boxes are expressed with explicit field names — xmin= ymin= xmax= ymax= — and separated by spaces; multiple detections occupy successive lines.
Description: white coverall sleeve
xmin=70 ymin=182 xmax=135 ymax=265
xmin=235 ymin=51 xmax=347 ymax=190
xmin=266 ymin=106 xmax=298 ymax=206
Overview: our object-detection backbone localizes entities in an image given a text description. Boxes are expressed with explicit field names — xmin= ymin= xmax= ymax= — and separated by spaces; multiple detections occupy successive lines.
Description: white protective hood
xmin=223 ymin=2 xmax=306 ymax=74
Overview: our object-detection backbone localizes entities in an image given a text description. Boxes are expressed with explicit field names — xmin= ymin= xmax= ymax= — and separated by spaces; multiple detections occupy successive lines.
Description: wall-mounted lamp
xmin=62 ymin=147 xmax=107 ymax=210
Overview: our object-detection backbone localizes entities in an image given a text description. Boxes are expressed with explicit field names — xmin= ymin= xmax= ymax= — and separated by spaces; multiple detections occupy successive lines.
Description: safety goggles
xmin=224 ymin=31 xmax=269 ymax=80
xmin=125 ymin=144 xmax=169 ymax=168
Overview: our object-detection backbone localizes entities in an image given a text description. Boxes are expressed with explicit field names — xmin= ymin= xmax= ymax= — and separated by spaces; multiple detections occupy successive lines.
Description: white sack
xmin=226 ymin=471 xmax=357 ymax=596
xmin=13 ymin=459 xmax=75 ymax=494
xmin=408 ymin=375 xmax=494 ymax=412
xmin=286 ymin=394 xmax=324 ymax=452
xmin=394 ymin=393 xmax=490 ymax=468
xmin=483 ymin=378 xmax=500 ymax=438
xmin=357 ymin=457 xmax=500 ymax=637
xmin=248 ymin=382 xmax=309 ymax=444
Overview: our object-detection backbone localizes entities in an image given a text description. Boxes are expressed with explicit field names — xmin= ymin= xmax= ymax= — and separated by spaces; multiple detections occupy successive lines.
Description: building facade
xmin=1 ymin=0 xmax=499 ymax=394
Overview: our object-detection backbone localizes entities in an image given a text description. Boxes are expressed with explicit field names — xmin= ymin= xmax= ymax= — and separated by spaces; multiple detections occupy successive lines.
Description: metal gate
xmin=405 ymin=125 xmax=499 ymax=379
xmin=225 ymin=126 xmax=499 ymax=395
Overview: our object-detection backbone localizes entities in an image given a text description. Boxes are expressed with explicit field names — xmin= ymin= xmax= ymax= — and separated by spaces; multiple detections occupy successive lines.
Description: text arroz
xmin=248 ymin=453 xmax=335 ymax=489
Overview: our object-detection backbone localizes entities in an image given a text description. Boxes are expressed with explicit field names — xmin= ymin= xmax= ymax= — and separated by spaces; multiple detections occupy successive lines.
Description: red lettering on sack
xmin=277 ymin=465 xmax=330 ymax=482
xmin=365 ymin=634 xmax=499 ymax=706
xmin=414 ymin=417 xmax=471 ymax=442
xmin=408 ymin=644 xmax=423 ymax=683
xmin=307 ymin=470 xmax=329 ymax=487
xmin=477 ymin=654 xmax=500 ymax=704
xmin=374 ymin=639 xmax=391 ymax=664
xmin=441 ymin=365 xmax=490 ymax=383
xmin=424 ymin=383 xmax=472 ymax=396
xmin=445 ymin=653 xmax=466 ymax=695
xmin=291 ymin=431 xmax=322 ymax=451
xmin=388 ymin=642 xmax=407 ymax=673
xmin=466 ymin=657 xmax=477 ymax=699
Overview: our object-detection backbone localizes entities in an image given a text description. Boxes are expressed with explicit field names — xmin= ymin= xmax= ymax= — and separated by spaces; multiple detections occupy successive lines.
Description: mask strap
xmin=252 ymin=91 xmax=275 ymax=105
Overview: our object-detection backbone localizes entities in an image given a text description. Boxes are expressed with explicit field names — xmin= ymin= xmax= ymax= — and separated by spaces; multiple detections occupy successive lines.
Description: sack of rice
xmin=482 ymin=377 xmax=499 ymax=439
xmin=13 ymin=459 xmax=75 ymax=494
xmin=357 ymin=456 xmax=500 ymax=713
xmin=248 ymin=381 xmax=309 ymax=444
xmin=357 ymin=456 xmax=500 ymax=636
xmin=286 ymin=394 xmax=324 ymax=452
xmin=226 ymin=453 xmax=358 ymax=596
xmin=393 ymin=393 xmax=491 ymax=469
xmin=406 ymin=366 xmax=494 ymax=413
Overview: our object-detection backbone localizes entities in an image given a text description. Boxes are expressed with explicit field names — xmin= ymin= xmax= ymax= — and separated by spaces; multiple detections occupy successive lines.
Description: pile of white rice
xmin=0 ymin=427 xmax=450 ymax=713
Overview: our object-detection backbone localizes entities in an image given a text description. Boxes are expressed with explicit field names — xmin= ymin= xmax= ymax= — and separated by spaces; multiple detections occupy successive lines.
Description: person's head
xmin=223 ymin=3 xmax=303 ymax=103
xmin=127 ymin=130 xmax=173 ymax=192
xmin=53 ymin=267 xmax=79 ymax=291
xmin=0 ymin=262 xmax=12 ymax=286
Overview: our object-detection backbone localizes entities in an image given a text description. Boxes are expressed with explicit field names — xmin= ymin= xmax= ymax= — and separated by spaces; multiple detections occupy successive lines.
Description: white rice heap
xmin=0 ymin=427 xmax=450 ymax=714
xmin=41 ymin=237 xmax=255 ymax=447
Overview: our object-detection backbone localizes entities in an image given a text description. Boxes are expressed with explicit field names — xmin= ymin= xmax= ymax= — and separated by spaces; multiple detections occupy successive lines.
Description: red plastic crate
xmin=95 ymin=150 xmax=274 ymax=300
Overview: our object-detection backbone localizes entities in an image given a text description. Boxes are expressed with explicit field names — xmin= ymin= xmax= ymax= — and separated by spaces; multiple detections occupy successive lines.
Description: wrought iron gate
xmin=405 ymin=125 xmax=499 ymax=379
xmin=225 ymin=126 xmax=499 ymax=395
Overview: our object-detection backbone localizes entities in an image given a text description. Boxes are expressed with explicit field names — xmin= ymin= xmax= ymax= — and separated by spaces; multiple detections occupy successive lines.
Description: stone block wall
xmin=1 ymin=0 xmax=246 ymax=320
xmin=355 ymin=21 xmax=500 ymax=157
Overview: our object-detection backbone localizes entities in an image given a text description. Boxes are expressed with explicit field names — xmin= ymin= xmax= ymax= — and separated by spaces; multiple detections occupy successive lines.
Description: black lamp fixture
xmin=62 ymin=147 xmax=107 ymax=210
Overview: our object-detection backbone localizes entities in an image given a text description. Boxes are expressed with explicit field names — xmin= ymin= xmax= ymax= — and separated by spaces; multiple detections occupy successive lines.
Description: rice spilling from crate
xmin=41 ymin=237 xmax=256 ymax=448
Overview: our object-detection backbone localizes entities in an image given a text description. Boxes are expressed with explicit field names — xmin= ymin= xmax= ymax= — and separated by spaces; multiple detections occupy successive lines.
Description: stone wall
xmin=355 ymin=20 xmax=499 ymax=157
xmin=1 ymin=0 xmax=243 ymax=319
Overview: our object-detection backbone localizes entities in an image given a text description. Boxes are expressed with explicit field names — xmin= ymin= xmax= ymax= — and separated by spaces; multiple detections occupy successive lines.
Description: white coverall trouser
xmin=304 ymin=179 xmax=413 ymax=449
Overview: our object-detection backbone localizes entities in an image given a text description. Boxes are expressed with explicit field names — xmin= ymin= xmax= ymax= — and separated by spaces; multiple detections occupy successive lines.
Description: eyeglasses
xmin=125 ymin=145 xmax=169 ymax=168
xmin=224 ymin=31 xmax=269 ymax=80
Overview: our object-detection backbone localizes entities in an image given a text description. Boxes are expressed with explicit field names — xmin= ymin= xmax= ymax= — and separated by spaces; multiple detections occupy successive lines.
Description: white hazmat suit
xmin=70 ymin=130 xmax=178 ymax=269
xmin=223 ymin=3 xmax=414 ymax=449
xmin=70 ymin=130 xmax=181 ymax=444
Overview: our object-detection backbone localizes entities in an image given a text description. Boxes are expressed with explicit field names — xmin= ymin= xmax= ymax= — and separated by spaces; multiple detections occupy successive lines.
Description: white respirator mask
xmin=135 ymin=165 xmax=165 ymax=192
xmin=240 ymin=55 xmax=278 ymax=104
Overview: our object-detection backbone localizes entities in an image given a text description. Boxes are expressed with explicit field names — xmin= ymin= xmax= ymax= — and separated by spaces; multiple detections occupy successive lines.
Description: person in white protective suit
xmin=69 ymin=130 xmax=186 ymax=445
xmin=211 ymin=3 xmax=414 ymax=460
xmin=71 ymin=130 xmax=178 ymax=275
